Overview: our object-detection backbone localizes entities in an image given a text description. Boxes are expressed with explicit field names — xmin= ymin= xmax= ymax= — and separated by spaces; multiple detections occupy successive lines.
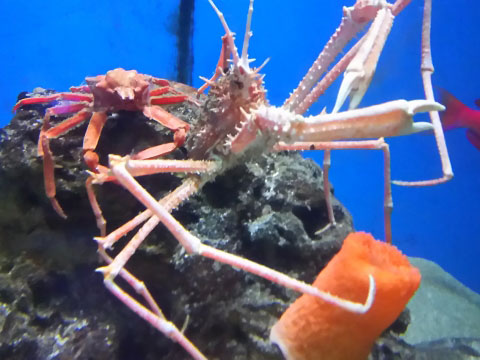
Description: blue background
xmin=1 ymin=0 xmax=479 ymax=292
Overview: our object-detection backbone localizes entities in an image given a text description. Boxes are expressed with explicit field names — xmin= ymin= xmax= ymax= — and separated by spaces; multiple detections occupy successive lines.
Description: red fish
xmin=439 ymin=88 xmax=480 ymax=150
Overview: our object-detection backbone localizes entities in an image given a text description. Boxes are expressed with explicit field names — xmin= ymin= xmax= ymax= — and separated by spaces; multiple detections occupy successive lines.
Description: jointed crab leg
xmin=393 ymin=0 xmax=453 ymax=186
xmin=284 ymin=0 xmax=384 ymax=112
xmin=39 ymin=106 xmax=91 ymax=217
xmin=255 ymin=99 xmax=442 ymax=243
xmin=92 ymin=150 xmax=375 ymax=343
xmin=97 ymin=245 xmax=164 ymax=318
xmin=12 ymin=92 xmax=92 ymax=112
xmin=286 ymin=0 xmax=413 ymax=115
xmin=104 ymin=155 xmax=376 ymax=314
xmin=104 ymin=278 xmax=208 ymax=360
xmin=333 ymin=6 xmax=394 ymax=113
xmin=275 ymin=139 xmax=393 ymax=242
xmin=95 ymin=176 xmax=209 ymax=360
xmin=94 ymin=176 xmax=202 ymax=251
xmin=96 ymin=159 xmax=217 ymax=278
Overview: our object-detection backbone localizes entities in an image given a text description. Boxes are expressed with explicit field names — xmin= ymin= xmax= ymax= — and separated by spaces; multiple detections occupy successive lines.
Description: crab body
xmin=85 ymin=69 xmax=152 ymax=111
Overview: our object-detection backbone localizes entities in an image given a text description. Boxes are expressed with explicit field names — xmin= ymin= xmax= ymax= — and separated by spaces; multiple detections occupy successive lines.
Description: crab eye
xmin=238 ymin=66 xmax=246 ymax=75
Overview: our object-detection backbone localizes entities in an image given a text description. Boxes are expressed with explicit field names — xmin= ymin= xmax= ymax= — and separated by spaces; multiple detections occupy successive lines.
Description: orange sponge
xmin=270 ymin=232 xmax=421 ymax=360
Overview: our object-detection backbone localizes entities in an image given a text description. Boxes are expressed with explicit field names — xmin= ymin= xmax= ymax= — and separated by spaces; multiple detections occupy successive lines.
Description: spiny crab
xmin=13 ymin=0 xmax=452 ymax=359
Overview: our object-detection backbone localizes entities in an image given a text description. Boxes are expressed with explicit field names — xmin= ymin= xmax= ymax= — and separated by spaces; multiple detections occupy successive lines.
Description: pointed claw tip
xmin=408 ymin=100 xmax=445 ymax=115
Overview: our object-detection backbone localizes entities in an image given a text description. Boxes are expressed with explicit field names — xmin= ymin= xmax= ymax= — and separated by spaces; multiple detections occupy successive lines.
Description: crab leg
xmin=38 ymin=135 xmax=67 ymax=218
xmin=12 ymin=92 xmax=92 ymax=112
xmin=103 ymin=278 xmax=207 ymax=360
xmin=293 ymin=38 xmax=364 ymax=116
xmin=37 ymin=106 xmax=92 ymax=217
xmin=94 ymin=176 xmax=202 ymax=250
xmin=287 ymin=0 xmax=414 ymax=115
xmin=85 ymin=104 xmax=191 ymax=235
xmin=255 ymin=100 xmax=441 ymax=243
xmin=78 ymin=111 xmax=112 ymax=236
xmin=257 ymin=100 xmax=440 ymax=145
xmin=137 ymin=106 xmax=190 ymax=159
xmin=393 ymin=0 xmax=453 ymax=186
xmin=284 ymin=0 xmax=386 ymax=112
xmin=96 ymin=177 xmax=209 ymax=360
xmin=97 ymin=246 xmax=164 ymax=318
xmin=96 ymin=159 xmax=217 ymax=277
xmin=275 ymin=139 xmax=393 ymax=243
xmin=105 ymin=155 xmax=376 ymax=314
xmin=333 ymin=5 xmax=394 ymax=112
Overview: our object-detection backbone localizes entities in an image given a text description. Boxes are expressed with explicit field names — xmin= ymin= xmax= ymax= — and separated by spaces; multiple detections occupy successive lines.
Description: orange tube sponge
xmin=270 ymin=232 xmax=421 ymax=360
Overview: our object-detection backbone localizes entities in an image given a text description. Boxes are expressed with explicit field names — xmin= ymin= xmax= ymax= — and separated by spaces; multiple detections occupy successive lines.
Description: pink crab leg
xmin=123 ymin=158 xmax=218 ymax=177
xmin=39 ymin=134 xmax=67 ymax=218
xmin=86 ymin=106 xmax=191 ymax=235
xmin=97 ymin=178 xmax=208 ymax=359
xmin=103 ymin=279 xmax=207 ymax=360
xmin=131 ymin=106 xmax=190 ymax=160
xmin=81 ymin=111 xmax=117 ymax=236
xmin=293 ymin=38 xmax=364 ymax=115
xmin=37 ymin=104 xmax=90 ymax=155
xmin=393 ymin=0 xmax=453 ymax=186
xmin=106 ymin=155 xmax=376 ymax=314
xmin=12 ymin=93 xmax=92 ymax=112
xmin=41 ymin=105 xmax=91 ymax=140
xmin=333 ymin=5 xmax=394 ymax=112
xmin=86 ymin=177 xmax=107 ymax=236
xmin=95 ymin=177 xmax=201 ymax=250
xmin=37 ymin=107 xmax=91 ymax=218
xmin=96 ymin=161 xmax=216 ymax=276
xmin=256 ymin=100 xmax=440 ymax=146
xmin=391 ymin=0 xmax=412 ymax=15
xmin=150 ymin=94 xmax=190 ymax=105
xmin=97 ymin=246 xmax=164 ymax=318
xmin=275 ymin=138 xmax=393 ymax=243
xmin=149 ymin=86 xmax=190 ymax=99
xmin=83 ymin=112 xmax=108 ymax=169
xmin=284 ymin=0 xmax=385 ymax=112
xmin=288 ymin=0 xmax=415 ymax=115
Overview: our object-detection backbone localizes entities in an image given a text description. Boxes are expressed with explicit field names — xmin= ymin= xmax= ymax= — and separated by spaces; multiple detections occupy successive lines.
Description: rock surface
xmin=404 ymin=257 xmax=480 ymax=343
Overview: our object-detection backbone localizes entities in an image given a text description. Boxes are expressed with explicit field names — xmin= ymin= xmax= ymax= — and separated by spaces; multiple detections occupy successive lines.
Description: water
xmin=1 ymin=0 xmax=479 ymax=293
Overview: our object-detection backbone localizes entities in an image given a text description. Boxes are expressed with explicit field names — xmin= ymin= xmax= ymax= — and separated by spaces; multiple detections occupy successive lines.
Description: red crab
xmin=13 ymin=68 xmax=193 ymax=234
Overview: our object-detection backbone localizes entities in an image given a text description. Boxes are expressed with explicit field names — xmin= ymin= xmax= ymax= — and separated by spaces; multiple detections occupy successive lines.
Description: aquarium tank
xmin=0 ymin=0 xmax=479 ymax=359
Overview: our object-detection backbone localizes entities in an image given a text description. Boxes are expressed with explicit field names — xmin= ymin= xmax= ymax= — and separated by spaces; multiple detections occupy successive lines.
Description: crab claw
xmin=396 ymin=100 xmax=444 ymax=135
xmin=333 ymin=68 xmax=369 ymax=113
xmin=333 ymin=7 xmax=394 ymax=113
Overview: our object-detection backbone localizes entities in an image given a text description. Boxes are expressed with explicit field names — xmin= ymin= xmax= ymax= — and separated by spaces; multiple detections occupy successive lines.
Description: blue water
xmin=1 ymin=0 xmax=479 ymax=292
